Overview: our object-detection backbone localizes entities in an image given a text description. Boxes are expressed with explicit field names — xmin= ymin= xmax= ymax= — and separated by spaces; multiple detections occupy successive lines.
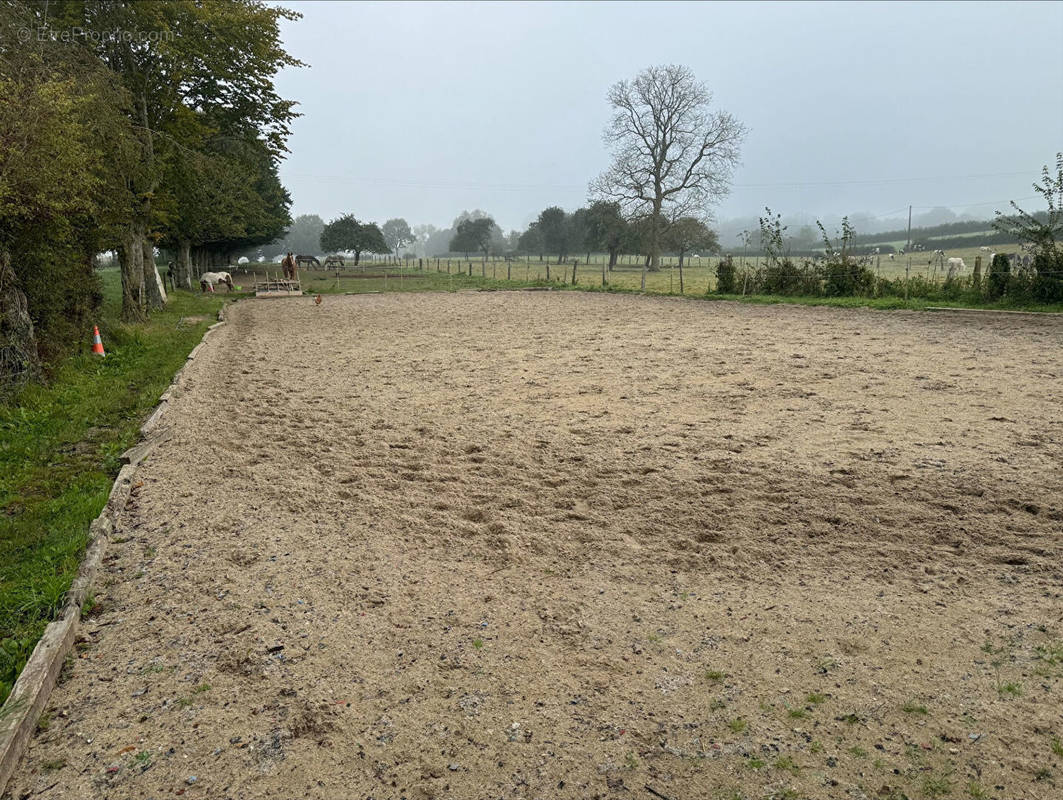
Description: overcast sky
xmin=274 ymin=0 xmax=1063 ymax=231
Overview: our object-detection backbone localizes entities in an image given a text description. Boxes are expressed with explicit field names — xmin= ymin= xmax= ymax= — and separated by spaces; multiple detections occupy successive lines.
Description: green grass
xmin=239 ymin=260 xmax=1063 ymax=313
xmin=902 ymin=700 xmax=929 ymax=715
xmin=0 ymin=271 xmax=227 ymax=704
xmin=773 ymin=755 xmax=800 ymax=774
xmin=998 ymin=682 xmax=1023 ymax=698
xmin=923 ymin=772 xmax=953 ymax=799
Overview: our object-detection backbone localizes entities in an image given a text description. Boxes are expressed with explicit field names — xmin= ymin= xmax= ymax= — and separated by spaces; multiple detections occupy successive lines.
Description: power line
xmin=729 ymin=170 xmax=1037 ymax=190
xmin=280 ymin=169 xmax=1040 ymax=193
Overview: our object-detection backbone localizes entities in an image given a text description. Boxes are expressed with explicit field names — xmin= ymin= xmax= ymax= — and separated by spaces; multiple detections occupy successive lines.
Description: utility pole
xmin=906 ymin=205 xmax=912 ymax=251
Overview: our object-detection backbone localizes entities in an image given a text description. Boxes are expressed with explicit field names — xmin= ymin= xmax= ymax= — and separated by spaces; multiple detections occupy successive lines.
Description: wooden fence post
xmin=571 ymin=260 xmax=577 ymax=285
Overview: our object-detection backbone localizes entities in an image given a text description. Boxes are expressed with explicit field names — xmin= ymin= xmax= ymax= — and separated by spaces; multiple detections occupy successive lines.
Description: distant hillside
xmin=854 ymin=211 xmax=1046 ymax=252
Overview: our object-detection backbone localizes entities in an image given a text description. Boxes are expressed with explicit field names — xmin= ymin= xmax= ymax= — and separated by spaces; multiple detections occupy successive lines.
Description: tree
xmin=537 ymin=207 xmax=570 ymax=264
xmin=381 ymin=218 xmax=413 ymax=257
xmin=518 ymin=223 xmax=544 ymax=260
xmin=412 ymin=224 xmax=438 ymax=257
xmin=664 ymin=217 xmax=718 ymax=293
xmin=50 ymin=0 xmax=303 ymax=321
xmin=449 ymin=217 xmax=495 ymax=260
xmin=320 ymin=215 xmax=387 ymax=265
xmin=585 ymin=201 xmax=627 ymax=270
xmin=994 ymin=154 xmax=1063 ymax=302
xmin=569 ymin=207 xmax=592 ymax=264
xmin=271 ymin=214 xmax=325 ymax=259
xmin=590 ymin=64 xmax=746 ymax=270
xmin=0 ymin=2 xmax=132 ymax=378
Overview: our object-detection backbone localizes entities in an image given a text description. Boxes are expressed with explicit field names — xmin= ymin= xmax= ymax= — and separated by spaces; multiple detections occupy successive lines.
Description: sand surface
xmin=8 ymin=292 xmax=1063 ymax=800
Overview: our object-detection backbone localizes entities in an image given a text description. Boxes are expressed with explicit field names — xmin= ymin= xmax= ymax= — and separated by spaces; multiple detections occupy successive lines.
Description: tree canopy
xmin=320 ymin=215 xmax=388 ymax=265
xmin=590 ymin=64 xmax=746 ymax=269
xmin=450 ymin=217 xmax=496 ymax=258
xmin=0 ymin=0 xmax=301 ymax=379
xmin=382 ymin=218 xmax=414 ymax=256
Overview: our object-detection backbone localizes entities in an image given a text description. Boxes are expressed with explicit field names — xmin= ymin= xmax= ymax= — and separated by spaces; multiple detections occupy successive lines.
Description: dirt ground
xmin=8 ymin=292 xmax=1063 ymax=800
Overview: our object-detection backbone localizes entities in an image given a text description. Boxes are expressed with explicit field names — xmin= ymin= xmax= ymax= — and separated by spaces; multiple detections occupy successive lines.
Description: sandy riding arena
xmin=10 ymin=293 xmax=1063 ymax=800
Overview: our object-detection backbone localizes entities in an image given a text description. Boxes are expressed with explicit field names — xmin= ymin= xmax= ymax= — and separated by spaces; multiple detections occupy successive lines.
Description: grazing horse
xmin=296 ymin=254 xmax=321 ymax=270
xmin=324 ymin=255 xmax=344 ymax=269
xmin=281 ymin=252 xmax=297 ymax=280
xmin=200 ymin=271 xmax=234 ymax=293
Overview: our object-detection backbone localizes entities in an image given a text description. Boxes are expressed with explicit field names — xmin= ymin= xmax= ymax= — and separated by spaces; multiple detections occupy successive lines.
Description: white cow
xmin=200 ymin=271 xmax=234 ymax=292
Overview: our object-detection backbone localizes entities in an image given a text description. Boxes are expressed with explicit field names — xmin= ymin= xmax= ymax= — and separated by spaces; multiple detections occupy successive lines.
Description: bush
xmin=761 ymin=258 xmax=816 ymax=295
xmin=715 ymin=256 xmax=736 ymax=293
xmin=1032 ymin=251 xmax=1063 ymax=302
xmin=824 ymin=260 xmax=875 ymax=297
xmin=987 ymin=253 xmax=1011 ymax=300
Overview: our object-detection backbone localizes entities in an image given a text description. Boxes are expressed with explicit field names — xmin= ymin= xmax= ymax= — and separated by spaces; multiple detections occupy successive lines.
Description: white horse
xmin=200 ymin=271 xmax=234 ymax=293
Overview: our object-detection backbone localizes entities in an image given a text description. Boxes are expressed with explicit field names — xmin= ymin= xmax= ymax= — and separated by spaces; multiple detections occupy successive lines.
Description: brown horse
xmin=281 ymin=252 xmax=298 ymax=280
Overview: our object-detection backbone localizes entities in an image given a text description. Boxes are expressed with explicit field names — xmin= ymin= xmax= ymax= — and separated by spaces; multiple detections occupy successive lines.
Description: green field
xmin=236 ymin=242 xmax=1048 ymax=308
xmin=246 ymin=243 xmax=1017 ymax=291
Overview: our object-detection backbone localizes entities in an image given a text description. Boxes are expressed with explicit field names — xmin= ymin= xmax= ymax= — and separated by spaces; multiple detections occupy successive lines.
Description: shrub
xmin=987 ymin=253 xmax=1011 ymax=299
xmin=824 ymin=260 xmax=875 ymax=297
xmin=715 ymin=255 xmax=736 ymax=293
xmin=761 ymin=258 xmax=816 ymax=295
xmin=1032 ymin=251 xmax=1063 ymax=302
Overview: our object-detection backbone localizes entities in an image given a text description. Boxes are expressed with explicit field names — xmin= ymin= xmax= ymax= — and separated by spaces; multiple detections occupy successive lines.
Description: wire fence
xmin=230 ymin=252 xmax=1061 ymax=304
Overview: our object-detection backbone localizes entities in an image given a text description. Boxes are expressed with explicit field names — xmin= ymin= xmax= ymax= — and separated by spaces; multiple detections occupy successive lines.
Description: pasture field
xmin=10 ymin=291 xmax=1062 ymax=800
xmin=244 ymin=243 xmax=1020 ymax=297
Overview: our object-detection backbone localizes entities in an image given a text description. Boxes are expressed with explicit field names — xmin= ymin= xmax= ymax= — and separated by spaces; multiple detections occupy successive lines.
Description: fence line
xmin=226 ymin=252 xmax=1056 ymax=302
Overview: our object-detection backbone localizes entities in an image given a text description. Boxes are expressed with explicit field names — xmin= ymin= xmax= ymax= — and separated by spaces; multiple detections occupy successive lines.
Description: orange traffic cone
xmin=91 ymin=325 xmax=106 ymax=357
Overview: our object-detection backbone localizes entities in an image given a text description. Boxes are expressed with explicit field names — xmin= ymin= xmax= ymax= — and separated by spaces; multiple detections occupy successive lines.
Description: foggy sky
xmin=274 ymin=1 xmax=1063 ymax=232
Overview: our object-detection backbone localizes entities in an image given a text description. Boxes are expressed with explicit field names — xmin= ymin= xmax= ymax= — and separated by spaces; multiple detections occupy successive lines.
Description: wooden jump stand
xmin=254 ymin=270 xmax=302 ymax=297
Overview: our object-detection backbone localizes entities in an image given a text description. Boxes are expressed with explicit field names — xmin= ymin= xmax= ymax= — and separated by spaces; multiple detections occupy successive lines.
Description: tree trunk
xmin=177 ymin=240 xmax=193 ymax=289
xmin=0 ymin=249 xmax=41 ymax=381
xmin=608 ymin=249 xmax=618 ymax=270
xmin=678 ymin=251 xmax=685 ymax=294
xmin=354 ymin=250 xmax=360 ymax=266
xmin=647 ymin=207 xmax=662 ymax=270
xmin=142 ymin=237 xmax=166 ymax=310
xmin=119 ymin=230 xmax=147 ymax=323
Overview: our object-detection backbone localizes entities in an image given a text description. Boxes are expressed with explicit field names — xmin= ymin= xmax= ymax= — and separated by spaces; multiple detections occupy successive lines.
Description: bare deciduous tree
xmin=591 ymin=64 xmax=746 ymax=270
